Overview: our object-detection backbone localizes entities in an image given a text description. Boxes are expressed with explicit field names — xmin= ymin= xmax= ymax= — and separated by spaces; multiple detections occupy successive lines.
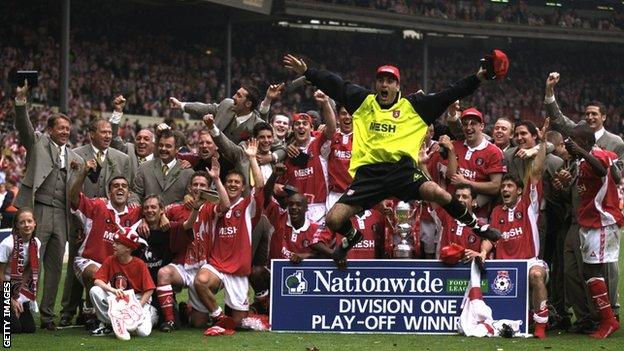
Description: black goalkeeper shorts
xmin=337 ymin=156 xmax=431 ymax=210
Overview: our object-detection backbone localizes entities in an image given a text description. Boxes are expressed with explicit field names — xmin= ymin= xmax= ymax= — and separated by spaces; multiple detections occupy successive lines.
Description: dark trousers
xmin=9 ymin=302 xmax=36 ymax=333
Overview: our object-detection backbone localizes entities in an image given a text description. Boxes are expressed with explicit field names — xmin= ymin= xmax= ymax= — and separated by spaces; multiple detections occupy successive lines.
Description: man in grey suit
xmin=169 ymin=83 xmax=286 ymax=166
xmin=59 ymin=117 xmax=131 ymax=328
xmin=129 ymin=129 xmax=193 ymax=206
xmin=544 ymin=72 xmax=624 ymax=330
xmin=13 ymin=82 xmax=84 ymax=330
xmin=108 ymin=95 xmax=156 ymax=175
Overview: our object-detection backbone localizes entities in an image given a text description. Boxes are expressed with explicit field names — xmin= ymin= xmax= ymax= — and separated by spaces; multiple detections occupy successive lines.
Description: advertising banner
xmin=270 ymin=259 xmax=528 ymax=334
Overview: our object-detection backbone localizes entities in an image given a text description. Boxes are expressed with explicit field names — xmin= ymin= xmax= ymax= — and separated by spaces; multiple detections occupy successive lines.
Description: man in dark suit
xmin=129 ymin=129 xmax=193 ymax=206
xmin=59 ymin=117 xmax=131 ymax=328
xmin=13 ymin=82 xmax=84 ymax=330
xmin=545 ymin=72 xmax=624 ymax=331
xmin=108 ymin=95 xmax=156 ymax=175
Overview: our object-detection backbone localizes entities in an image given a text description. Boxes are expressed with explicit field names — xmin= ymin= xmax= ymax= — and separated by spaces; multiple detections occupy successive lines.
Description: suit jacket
xmin=504 ymin=146 xmax=564 ymax=204
xmin=13 ymin=105 xmax=83 ymax=220
xmin=129 ymin=158 xmax=193 ymax=206
xmin=545 ymin=99 xmax=624 ymax=180
xmin=212 ymin=131 xmax=274 ymax=195
xmin=73 ymin=144 xmax=131 ymax=198
xmin=184 ymin=99 xmax=267 ymax=145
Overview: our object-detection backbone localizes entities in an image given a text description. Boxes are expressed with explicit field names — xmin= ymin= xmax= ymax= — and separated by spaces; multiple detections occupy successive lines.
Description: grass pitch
xmin=8 ymin=251 xmax=624 ymax=351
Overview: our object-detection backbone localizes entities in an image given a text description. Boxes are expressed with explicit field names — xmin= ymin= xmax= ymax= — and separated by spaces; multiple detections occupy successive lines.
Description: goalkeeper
xmin=283 ymin=51 xmax=508 ymax=266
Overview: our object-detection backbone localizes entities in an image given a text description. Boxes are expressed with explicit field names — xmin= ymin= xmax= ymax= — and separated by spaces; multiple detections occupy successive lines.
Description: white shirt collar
xmin=161 ymin=158 xmax=177 ymax=169
xmin=236 ymin=112 xmax=253 ymax=126
xmin=464 ymin=137 xmax=489 ymax=152
xmin=106 ymin=200 xmax=129 ymax=216
xmin=595 ymin=127 xmax=606 ymax=141
xmin=286 ymin=216 xmax=311 ymax=232
xmin=91 ymin=145 xmax=107 ymax=157
xmin=139 ymin=153 xmax=154 ymax=162
xmin=51 ymin=140 xmax=66 ymax=153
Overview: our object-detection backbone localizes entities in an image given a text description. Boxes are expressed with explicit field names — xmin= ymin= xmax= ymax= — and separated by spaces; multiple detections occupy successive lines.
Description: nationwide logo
xmin=285 ymin=270 xmax=308 ymax=294
xmin=491 ymin=270 xmax=514 ymax=295
xmin=285 ymin=269 xmax=445 ymax=295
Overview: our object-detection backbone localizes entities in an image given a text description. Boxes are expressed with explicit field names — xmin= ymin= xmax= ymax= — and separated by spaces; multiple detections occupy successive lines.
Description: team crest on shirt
xmin=124 ymin=219 xmax=131 ymax=226
xmin=106 ymin=218 xmax=112 ymax=224
xmin=392 ymin=110 xmax=401 ymax=118
xmin=491 ymin=270 xmax=514 ymax=295
xmin=475 ymin=157 xmax=484 ymax=166
xmin=302 ymin=239 xmax=310 ymax=248
xmin=499 ymin=219 xmax=505 ymax=224
xmin=111 ymin=272 xmax=129 ymax=290
xmin=515 ymin=212 xmax=523 ymax=220
xmin=468 ymin=234 xmax=477 ymax=244
xmin=234 ymin=210 xmax=241 ymax=218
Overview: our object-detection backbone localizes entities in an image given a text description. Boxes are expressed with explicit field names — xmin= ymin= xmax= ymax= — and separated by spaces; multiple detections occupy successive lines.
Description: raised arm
xmin=13 ymin=81 xmax=36 ymax=150
xmin=543 ymin=73 xmax=577 ymax=136
xmin=438 ymin=135 xmax=458 ymax=179
xmin=203 ymin=114 xmax=244 ymax=164
xmin=169 ymin=96 xmax=218 ymax=118
xmin=530 ymin=118 xmax=549 ymax=182
xmin=69 ymin=159 xmax=95 ymax=209
xmin=244 ymin=139 xmax=264 ymax=190
xmin=207 ymin=156 xmax=230 ymax=213
xmin=314 ymin=90 xmax=337 ymax=140
xmin=109 ymin=95 xmax=129 ymax=154
xmin=283 ymin=54 xmax=370 ymax=114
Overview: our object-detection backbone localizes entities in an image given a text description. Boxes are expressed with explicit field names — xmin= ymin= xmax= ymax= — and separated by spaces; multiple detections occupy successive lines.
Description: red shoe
xmin=589 ymin=318 xmax=619 ymax=339
xmin=212 ymin=312 xmax=238 ymax=330
xmin=534 ymin=323 xmax=547 ymax=339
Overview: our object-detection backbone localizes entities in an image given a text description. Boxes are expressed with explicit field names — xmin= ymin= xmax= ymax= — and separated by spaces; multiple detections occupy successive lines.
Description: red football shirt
xmin=577 ymin=148 xmax=624 ymax=228
xmin=490 ymin=181 xmax=542 ymax=259
xmin=208 ymin=189 xmax=264 ymax=276
xmin=279 ymin=135 xmax=328 ymax=204
xmin=165 ymin=202 xmax=192 ymax=223
xmin=73 ymin=194 xmax=143 ymax=264
xmin=95 ymin=256 xmax=156 ymax=294
xmin=265 ymin=199 xmax=333 ymax=260
xmin=336 ymin=209 xmax=386 ymax=259
xmin=436 ymin=209 xmax=481 ymax=252
xmin=327 ymin=131 xmax=353 ymax=193
xmin=450 ymin=139 xmax=506 ymax=218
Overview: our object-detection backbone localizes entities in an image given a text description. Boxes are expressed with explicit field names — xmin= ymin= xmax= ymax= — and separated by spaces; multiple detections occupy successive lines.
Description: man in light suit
xmin=59 ymin=117 xmax=131 ymax=328
xmin=13 ymin=82 xmax=84 ymax=330
xmin=129 ymin=129 xmax=193 ymax=206
xmin=169 ymin=83 xmax=286 ymax=166
xmin=544 ymin=72 xmax=624 ymax=331
xmin=108 ymin=95 xmax=156 ymax=175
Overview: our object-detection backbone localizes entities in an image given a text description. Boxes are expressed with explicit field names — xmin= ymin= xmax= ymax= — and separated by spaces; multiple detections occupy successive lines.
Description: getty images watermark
xmin=2 ymin=282 xmax=10 ymax=348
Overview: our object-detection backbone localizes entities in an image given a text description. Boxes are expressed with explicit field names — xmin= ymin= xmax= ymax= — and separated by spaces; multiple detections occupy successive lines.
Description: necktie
xmin=96 ymin=150 xmax=104 ymax=166
xmin=139 ymin=157 xmax=146 ymax=165
xmin=52 ymin=144 xmax=62 ymax=168
xmin=162 ymin=164 xmax=169 ymax=177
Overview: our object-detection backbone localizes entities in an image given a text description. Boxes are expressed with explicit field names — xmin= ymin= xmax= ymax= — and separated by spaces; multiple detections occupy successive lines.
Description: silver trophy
xmin=393 ymin=201 xmax=413 ymax=259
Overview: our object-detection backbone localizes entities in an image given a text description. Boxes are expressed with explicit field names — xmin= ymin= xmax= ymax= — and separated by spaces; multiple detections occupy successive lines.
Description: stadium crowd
xmin=1 ymin=0 xmax=624 ymax=342
xmin=316 ymin=0 xmax=624 ymax=31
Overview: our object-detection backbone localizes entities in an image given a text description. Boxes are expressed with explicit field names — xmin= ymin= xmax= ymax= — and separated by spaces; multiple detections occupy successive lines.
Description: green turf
xmin=7 ymin=250 xmax=624 ymax=351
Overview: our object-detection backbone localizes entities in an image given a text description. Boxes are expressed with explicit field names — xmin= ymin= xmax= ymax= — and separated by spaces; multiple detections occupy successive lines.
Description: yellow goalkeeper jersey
xmin=349 ymin=93 xmax=428 ymax=176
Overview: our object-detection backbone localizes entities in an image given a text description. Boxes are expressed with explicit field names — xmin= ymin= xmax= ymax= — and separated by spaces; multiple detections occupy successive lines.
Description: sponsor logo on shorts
xmin=346 ymin=189 xmax=355 ymax=196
